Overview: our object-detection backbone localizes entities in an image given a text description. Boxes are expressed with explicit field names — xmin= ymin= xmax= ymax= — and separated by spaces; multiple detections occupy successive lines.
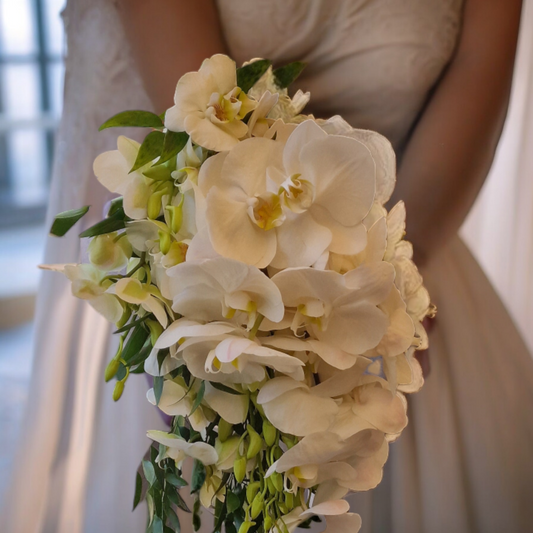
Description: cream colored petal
xmin=300 ymin=135 xmax=375 ymax=226
xmin=206 ymin=186 xmax=277 ymax=268
xmin=200 ymin=54 xmax=237 ymax=94
xmin=203 ymin=382 xmax=248 ymax=424
xmin=271 ymin=210 xmax=332 ymax=269
xmin=283 ymin=120 xmax=327 ymax=177
xmin=323 ymin=513 xmax=362 ymax=533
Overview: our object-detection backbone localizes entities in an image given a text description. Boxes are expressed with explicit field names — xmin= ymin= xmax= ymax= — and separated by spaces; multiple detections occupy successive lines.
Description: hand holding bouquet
xmin=47 ymin=55 xmax=432 ymax=533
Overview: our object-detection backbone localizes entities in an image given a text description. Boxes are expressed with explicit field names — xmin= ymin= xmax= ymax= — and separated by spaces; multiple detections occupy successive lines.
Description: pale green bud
xmin=281 ymin=435 xmax=297 ymax=449
xmin=246 ymin=481 xmax=261 ymax=504
xmin=264 ymin=515 xmax=273 ymax=531
xmin=234 ymin=455 xmax=247 ymax=483
xmin=246 ymin=426 xmax=263 ymax=459
xmin=105 ymin=358 xmax=120 ymax=382
xmin=284 ymin=491 xmax=294 ymax=510
xmin=266 ymin=477 xmax=276 ymax=496
xmin=147 ymin=190 xmax=165 ymax=219
xmin=250 ymin=492 xmax=264 ymax=519
xmin=262 ymin=420 xmax=277 ymax=447
xmin=158 ymin=230 xmax=172 ymax=255
xmin=88 ymin=233 xmax=131 ymax=271
xmin=218 ymin=418 xmax=233 ymax=443
xmin=146 ymin=319 xmax=163 ymax=346
xmin=115 ymin=304 xmax=132 ymax=329
xmin=113 ymin=380 xmax=125 ymax=401
xmin=238 ymin=521 xmax=255 ymax=533
xmin=271 ymin=472 xmax=283 ymax=492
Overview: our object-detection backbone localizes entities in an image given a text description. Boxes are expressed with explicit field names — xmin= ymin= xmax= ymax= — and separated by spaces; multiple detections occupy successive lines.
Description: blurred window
xmin=0 ymin=0 xmax=65 ymax=227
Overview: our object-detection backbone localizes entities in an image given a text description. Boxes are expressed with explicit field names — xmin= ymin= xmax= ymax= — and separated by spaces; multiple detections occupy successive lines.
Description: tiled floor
xmin=0 ymin=322 xmax=34 ymax=504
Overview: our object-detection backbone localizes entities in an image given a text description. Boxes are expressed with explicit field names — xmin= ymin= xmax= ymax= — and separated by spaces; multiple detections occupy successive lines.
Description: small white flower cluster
xmin=50 ymin=55 xmax=431 ymax=533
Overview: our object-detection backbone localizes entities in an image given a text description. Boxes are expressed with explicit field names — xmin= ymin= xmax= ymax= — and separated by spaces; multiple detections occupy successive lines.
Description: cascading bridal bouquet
xmin=46 ymin=55 xmax=432 ymax=533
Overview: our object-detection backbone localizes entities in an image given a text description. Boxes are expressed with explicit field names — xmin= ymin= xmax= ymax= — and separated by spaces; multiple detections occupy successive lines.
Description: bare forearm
xmin=116 ymin=0 xmax=227 ymax=112
xmin=391 ymin=0 xmax=522 ymax=264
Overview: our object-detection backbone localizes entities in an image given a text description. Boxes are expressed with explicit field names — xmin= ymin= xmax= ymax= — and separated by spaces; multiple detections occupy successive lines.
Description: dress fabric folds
xmin=2 ymin=0 xmax=533 ymax=532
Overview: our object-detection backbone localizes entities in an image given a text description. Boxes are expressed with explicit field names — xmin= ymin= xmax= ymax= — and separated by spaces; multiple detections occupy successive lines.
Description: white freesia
xmin=195 ymin=119 xmax=378 ymax=268
xmin=165 ymin=54 xmax=256 ymax=151
xmin=93 ymin=136 xmax=151 ymax=219
xmin=162 ymin=257 xmax=284 ymax=327
xmin=272 ymin=263 xmax=393 ymax=355
xmin=147 ymin=430 xmax=218 ymax=466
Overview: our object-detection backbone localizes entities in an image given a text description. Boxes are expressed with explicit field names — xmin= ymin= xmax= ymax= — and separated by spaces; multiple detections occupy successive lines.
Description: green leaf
xmin=209 ymin=382 xmax=243 ymax=395
xmin=122 ymin=325 xmax=150 ymax=363
xmin=193 ymin=497 xmax=202 ymax=532
xmin=49 ymin=205 xmax=90 ymax=237
xmin=165 ymin=506 xmax=181 ymax=532
xmin=107 ymin=197 xmax=123 ymax=217
xmin=152 ymin=515 xmax=164 ymax=533
xmin=190 ymin=459 xmax=206 ymax=494
xmin=173 ymin=489 xmax=191 ymax=513
xmin=154 ymin=376 xmax=164 ymax=405
xmin=127 ymin=342 xmax=152 ymax=367
xmin=143 ymin=460 xmax=157 ymax=487
xmin=79 ymin=206 xmax=128 ymax=238
xmin=166 ymin=473 xmax=188 ymax=488
xmin=99 ymin=110 xmax=164 ymax=131
xmin=113 ymin=315 xmax=152 ymax=334
xmin=130 ymin=131 xmax=165 ymax=173
xmin=154 ymin=131 xmax=189 ymax=167
xmin=224 ymin=520 xmax=237 ymax=533
xmin=189 ymin=381 xmax=205 ymax=416
xmin=226 ymin=491 xmax=240 ymax=514
xmin=273 ymin=61 xmax=307 ymax=89
xmin=133 ymin=471 xmax=143 ymax=510
xmin=116 ymin=362 xmax=127 ymax=381
xmin=236 ymin=59 xmax=271 ymax=93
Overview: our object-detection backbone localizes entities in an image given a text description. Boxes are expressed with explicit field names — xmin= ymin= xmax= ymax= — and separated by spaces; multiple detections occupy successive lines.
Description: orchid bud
xmin=262 ymin=420 xmax=277 ymax=447
xmin=158 ymin=229 xmax=171 ymax=255
xmin=266 ymin=477 xmax=276 ymax=496
xmin=264 ymin=515 xmax=273 ymax=531
xmin=278 ymin=502 xmax=288 ymax=514
xmin=284 ymin=491 xmax=294 ymax=510
xmin=281 ymin=435 xmax=297 ymax=449
xmin=246 ymin=481 xmax=261 ymax=504
xmin=105 ymin=358 xmax=120 ymax=382
xmin=146 ymin=319 xmax=163 ymax=346
xmin=147 ymin=190 xmax=165 ymax=219
xmin=246 ymin=426 xmax=263 ymax=459
xmin=88 ymin=233 xmax=131 ymax=271
xmin=234 ymin=455 xmax=247 ymax=483
xmin=271 ymin=472 xmax=283 ymax=492
xmin=218 ymin=418 xmax=233 ymax=442
xmin=113 ymin=380 xmax=125 ymax=401
xmin=238 ymin=521 xmax=255 ymax=533
xmin=250 ymin=492 xmax=264 ymax=519
xmin=115 ymin=304 xmax=132 ymax=329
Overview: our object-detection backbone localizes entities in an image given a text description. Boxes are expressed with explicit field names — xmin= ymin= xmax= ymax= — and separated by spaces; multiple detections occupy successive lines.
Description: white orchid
xmin=271 ymin=263 xmax=393 ymax=355
xmin=146 ymin=319 xmax=304 ymax=384
xmin=162 ymin=257 xmax=284 ymax=328
xmin=195 ymin=119 xmax=378 ymax=268
xmin=93 ymin=136 xmax=152 ymax=220
xmin=165 ymin=54 xmax=257 ymax=152
xmin=146 ymin=378 xmax=213 ymax=434
xmin=147 ymin=430 xmax=218 ymax=467
xmin=88 ymin=232 xmax=132 ymax=272
xmin=110 ymin=277 xmax=169 ymax=328
xmin=52 ymin=263 xmax=124 ymax=322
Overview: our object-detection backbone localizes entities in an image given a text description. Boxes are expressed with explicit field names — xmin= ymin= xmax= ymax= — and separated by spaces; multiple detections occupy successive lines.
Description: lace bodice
xmin=217 ymin=0 xmax=464 ymax=151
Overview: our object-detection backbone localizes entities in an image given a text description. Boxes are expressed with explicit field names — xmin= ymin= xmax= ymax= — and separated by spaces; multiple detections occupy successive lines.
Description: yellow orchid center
xmin=247 ymin=192 xmax=285 ymax=231
xmin=279 ymin=174 xmax=314 ymax=213
xmin=206 ymin=87 xmax=247 ymax=124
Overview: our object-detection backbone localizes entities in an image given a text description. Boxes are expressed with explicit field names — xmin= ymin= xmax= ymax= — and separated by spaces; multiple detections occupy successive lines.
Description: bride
xmin=3 ymin=0 xmax=533 ymax=532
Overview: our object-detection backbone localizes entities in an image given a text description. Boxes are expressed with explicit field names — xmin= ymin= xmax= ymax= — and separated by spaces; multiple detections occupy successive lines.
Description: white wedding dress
xmin=3 ymin=1 xmax=533 ymax=532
